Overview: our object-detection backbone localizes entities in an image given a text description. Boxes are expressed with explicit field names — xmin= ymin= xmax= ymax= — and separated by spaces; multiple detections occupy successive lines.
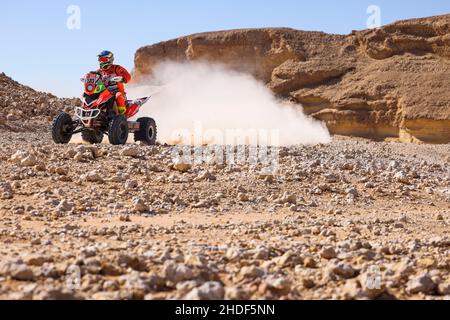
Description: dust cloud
xmin=128 ymin=62 xmax=331 ymax=146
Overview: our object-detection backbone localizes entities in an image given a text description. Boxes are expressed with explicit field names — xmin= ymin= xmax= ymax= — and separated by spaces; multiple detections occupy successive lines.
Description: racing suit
xmin=99 ymin=65 xmax=132 ymax=114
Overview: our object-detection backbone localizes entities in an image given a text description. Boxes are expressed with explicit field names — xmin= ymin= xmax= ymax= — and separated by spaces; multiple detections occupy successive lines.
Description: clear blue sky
xmin=1 ymin=0 xmax=448 ymax=97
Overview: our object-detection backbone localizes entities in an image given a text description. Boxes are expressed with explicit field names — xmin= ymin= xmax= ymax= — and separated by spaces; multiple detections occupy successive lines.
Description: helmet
xmin=98 ymin=50 xmax=114 ymax=70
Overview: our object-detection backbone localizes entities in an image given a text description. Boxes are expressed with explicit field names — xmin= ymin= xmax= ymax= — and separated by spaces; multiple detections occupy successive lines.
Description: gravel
xmin=0 ymin=128 xmax=448 ymax=300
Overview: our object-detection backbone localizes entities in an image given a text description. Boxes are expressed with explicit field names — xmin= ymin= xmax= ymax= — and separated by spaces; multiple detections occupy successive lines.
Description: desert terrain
xmin=0 ymin=14 xmax=449 ymax=301
xmin=0 ymin=126 xmax=448 ymax=300
xmin=136 ymin=14 xmax=450 ymax=143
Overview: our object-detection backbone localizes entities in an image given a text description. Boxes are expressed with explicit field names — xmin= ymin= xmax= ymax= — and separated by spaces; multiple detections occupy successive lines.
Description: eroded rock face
xmin=134 ymin=14 xmax=450 ymax=144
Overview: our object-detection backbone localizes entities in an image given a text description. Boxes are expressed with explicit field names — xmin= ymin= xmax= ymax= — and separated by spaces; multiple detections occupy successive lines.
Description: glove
xmin=111 ymin=76 xmax=124 ymax=83
xmin=118 ymin=106 xmax=126 ymax=115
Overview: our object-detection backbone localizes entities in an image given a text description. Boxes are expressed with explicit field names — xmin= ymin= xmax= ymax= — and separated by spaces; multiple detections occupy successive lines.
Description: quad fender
xmin=94 ymin=90 xmax=114 ymax=108
xmin=125 ymin=97 xmax=151 ymax=119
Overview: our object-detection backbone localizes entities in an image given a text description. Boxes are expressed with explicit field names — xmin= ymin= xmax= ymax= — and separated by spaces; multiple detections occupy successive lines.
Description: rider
xmin=97 ymin=50 xmax=132 ymax=115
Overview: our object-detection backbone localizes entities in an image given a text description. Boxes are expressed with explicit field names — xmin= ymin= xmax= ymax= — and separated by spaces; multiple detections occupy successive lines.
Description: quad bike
xmin=52 ymin=71 xmax=157 ymax=146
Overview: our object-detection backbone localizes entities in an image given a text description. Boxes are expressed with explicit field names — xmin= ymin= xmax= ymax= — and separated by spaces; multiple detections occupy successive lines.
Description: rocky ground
xmin=0 ymin=127 xmax=448 ymax=300
xmin=0 ymin=72 xmax=81 ymax=133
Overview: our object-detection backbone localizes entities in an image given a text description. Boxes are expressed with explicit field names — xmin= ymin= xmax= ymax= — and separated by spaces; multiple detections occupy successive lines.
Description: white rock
xmin=163 ymin=261 xmax=194 ymax=284
xmin=406 ymin=273 xmax=436 ymax=294
xmin=176 ymin=280 xmax=201 ymax=295
xmin=394 ymin=171 xmax=409 ymax=184
xmin=184 ymin=254 xmax=207 ymax=267
xmin=11 ymin=150 xmax=28 ymax=163
xmin=225 ymin=287 xmax=250 ymax=300
xmin=438 ymin=281 xmax=450 ymax=295
xmin=11 ymin=151 xmax=37 ymax=167
xmin=56 ymin=199 xmax=73 ymax=212
xmin=21 ymin=154 xmax=38 ymax=167
xmin=389 ymin=160 xmax=400 ymax=170
xmin=264 ymin=276 xmax=291 ymax=291
xmin=253 ymin=246 xmax=270 ymax=260
xmin=185 ymin=281 xmax=225 ymax=300
xmin=239 ymin=266 xmax=264 ymax=279
xmin=225 ymin=247 xmax=242 ymax=262
xmin=345 ymin=187 xmax=359 ymax=197
xmin=84 ymin=170 xmax=104 ymax=183
xmin=133 ymin=198 xmax=149 ymax=213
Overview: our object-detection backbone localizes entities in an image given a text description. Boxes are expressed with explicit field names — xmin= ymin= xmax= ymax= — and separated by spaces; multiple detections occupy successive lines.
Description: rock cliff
xmin=134 ymin=14 xmax=450 ymax=143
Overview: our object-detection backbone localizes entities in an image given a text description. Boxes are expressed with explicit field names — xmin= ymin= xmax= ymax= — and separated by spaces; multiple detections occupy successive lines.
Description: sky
xmin=0 ymin=0 xmax=449 ymax=97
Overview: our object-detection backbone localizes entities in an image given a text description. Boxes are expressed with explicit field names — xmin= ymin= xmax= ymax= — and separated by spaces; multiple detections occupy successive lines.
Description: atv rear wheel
xmin=82 ymin=130 xmax=104 ymax=144
xmin=134 ymin=117 xmax=157 ymax=146
xmin=108 ymin=115 xmax=128 ymax=145
xmin=52 ymin=112 xmax=74 ymax=144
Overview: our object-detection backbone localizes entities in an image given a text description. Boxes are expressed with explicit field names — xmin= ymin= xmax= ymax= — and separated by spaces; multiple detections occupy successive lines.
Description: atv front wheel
xmin=82 ymin=130 xmax=104 ymax=144
xmin=52 ymin=112 xmax=74 ymax=144
xmin=134 ymin=117 xmax=157 ymax=146
xmin=108 ymin=115 xmax=128 ymax=145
